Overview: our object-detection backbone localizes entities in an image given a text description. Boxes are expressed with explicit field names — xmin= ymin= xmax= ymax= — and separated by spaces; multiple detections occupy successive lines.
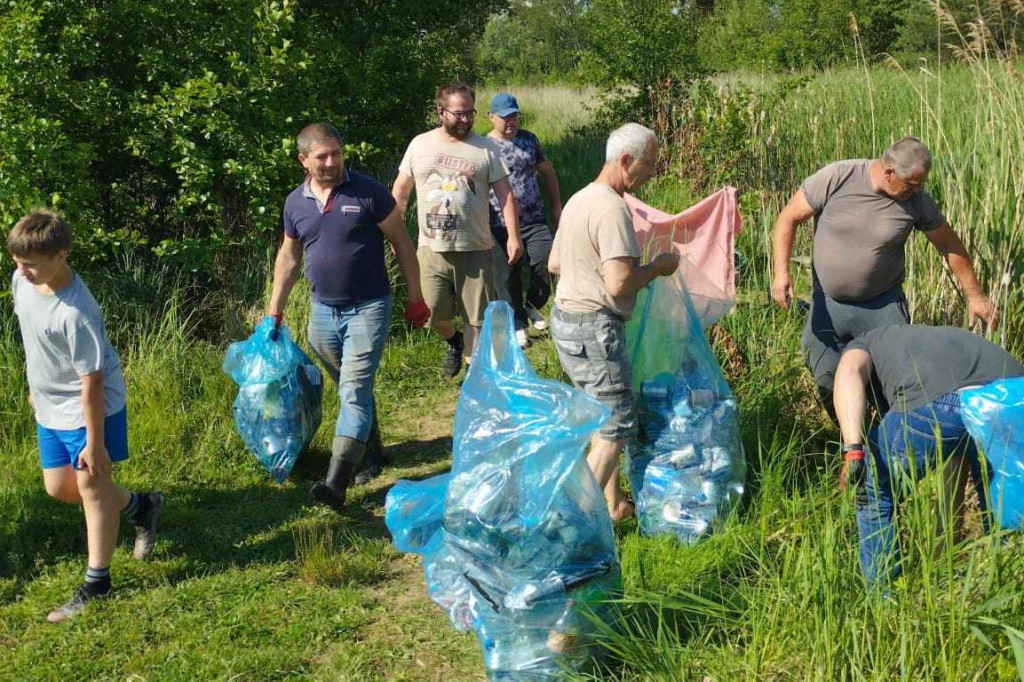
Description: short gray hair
xmin=605 ymin=123 xmax=657 ymax=165
xmin=297 ymin=122 xmax=342 ymax=155
xmin=881 ymin=137 xmax=931 ymax=178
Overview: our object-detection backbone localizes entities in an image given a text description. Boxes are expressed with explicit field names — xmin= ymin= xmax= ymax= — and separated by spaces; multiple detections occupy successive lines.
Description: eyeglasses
xmin=441 ymin=107 xmax=476 ymax=121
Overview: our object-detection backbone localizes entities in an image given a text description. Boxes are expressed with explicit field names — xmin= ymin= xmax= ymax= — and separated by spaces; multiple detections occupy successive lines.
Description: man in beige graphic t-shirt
xmin=548 ymin=123 xmax=679 ymax=521
xmin=393 ymin=82 xmax=522 ymax=379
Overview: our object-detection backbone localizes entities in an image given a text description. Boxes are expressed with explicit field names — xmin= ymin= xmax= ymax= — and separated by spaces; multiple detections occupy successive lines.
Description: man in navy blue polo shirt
xmin=268 ymin=122 xmax=430 ymax=511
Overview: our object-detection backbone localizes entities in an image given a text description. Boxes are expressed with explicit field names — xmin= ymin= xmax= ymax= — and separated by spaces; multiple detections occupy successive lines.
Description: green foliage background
xmin=0 ymin=0 xmax=502 ymax=271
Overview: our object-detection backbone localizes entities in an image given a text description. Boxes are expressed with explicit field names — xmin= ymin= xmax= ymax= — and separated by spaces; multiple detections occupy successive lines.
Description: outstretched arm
xmin=772 ymin=190 xmax=815 ymax=309
xmin=492 ymin=177 xmax=523 ymax=265
xmin=601 ymin=253 xmax=680 ymax=299
xmin=378 ymin=206 xmax=423 ymax=304
xmin=924 ymin=222 xmax=998 ymax=328
xmin=391 ymin=171 xmax=416 ymax=217
xmin=834 ymin=349 xmax=873 ymax=446
xmin=537 ymin=160 xmax=562 ymax=229
xmin=267 ymin=235 xmax=303 ymax=318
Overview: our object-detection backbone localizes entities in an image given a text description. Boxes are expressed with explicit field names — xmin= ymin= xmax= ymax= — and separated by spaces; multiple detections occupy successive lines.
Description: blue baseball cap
xmin=489 ymin=93 xmax=520 ymax=117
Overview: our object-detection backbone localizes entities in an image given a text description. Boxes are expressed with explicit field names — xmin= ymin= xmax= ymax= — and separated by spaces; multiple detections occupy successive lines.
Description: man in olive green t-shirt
xmin=770 ymin=136 xmax=997 ymax=413
xmin=392 ymin=82 xmax=524 ymax=380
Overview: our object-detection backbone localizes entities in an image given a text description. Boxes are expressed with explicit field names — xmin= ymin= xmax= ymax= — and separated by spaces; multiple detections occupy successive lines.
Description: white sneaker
xmin=527 ymin=308 xmax=548 ymax=331
xmin=515 ymin=328 xmax=529 ymax=347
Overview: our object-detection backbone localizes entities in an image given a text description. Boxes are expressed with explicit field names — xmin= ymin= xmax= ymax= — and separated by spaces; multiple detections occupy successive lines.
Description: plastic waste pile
xmin=625 ymin=270 xmax=745 ymax=543
xmin=385 ymin=301 xmax=620 ymax=681
xmin=960 ymin=377 xmax=1024 ymax=531
xmin=223 ymin=317 xmax=323 ymax=482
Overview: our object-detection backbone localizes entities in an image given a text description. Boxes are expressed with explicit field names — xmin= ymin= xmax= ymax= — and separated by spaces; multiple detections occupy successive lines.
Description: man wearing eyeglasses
xmin=771 ymin=136 xmax=998 ymax=417
xmin=393 ymin=82 xmax=523 ymax=380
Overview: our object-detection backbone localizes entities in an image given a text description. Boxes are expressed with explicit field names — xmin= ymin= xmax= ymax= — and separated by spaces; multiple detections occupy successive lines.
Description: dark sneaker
xmin=47 ymin=585 xmax=109 ymax=624
xmin=133 ymin=492 xmax=165 ymax=560
xmin=443 ymin=342 xmax=464 ymax=380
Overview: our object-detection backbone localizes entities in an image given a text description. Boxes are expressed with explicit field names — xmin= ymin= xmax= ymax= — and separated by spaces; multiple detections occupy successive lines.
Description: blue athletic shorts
xmin=36 ymin=408 xmax=130 ymax=470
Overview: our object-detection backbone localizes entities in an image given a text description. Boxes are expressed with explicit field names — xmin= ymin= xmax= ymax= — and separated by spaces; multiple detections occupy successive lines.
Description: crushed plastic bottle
xmin=223 ymin=317 xmax=323 ymax=482
xmin=385 ymin=301 xmax=621 ymax=681
xmin=625 ymin=271 xmax=746 ymax=544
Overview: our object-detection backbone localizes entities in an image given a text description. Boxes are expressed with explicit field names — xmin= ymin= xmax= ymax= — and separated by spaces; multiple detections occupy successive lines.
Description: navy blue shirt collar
xmin=302 ymin=169 xmax=352 ymax=213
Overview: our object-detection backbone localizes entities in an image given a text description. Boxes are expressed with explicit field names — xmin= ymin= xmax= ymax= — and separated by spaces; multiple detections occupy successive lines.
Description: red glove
xmin=268 ymin=313 xmax=283 ymax=341
xmin=839 ymin=447 xmax=866 ymax=493
xmin=404 ymin=300 xmax=431 ymax=328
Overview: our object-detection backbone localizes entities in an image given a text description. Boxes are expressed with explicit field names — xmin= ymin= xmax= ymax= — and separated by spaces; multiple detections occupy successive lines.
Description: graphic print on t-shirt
xmin=422 ymin=154 xmax=481 ymax=241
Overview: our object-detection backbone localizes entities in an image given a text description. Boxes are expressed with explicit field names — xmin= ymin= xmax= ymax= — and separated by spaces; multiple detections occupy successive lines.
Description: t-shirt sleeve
xmin=799 ymin=164 xmax=838 ymax=213
xmin=370 ymin=179 xmax=398 ymax=223
xmin=843 ymin=336 xmax=869 ymax=355
xmin=282 ymin=203 xmax=298 ymax=239
xmin=913 ymin=191 xmax=946 ymax=232
xmin=488 ymin=145 xmax=509 ymax=183
xmin=595 ymin=207 xmax=641 ymax=263
xmin=530 ymin=132 xmax=547 ymax=164
xmin=397 ymin=139 xmax=416 ymax=178
xmin=65 ymin=310 xmax=108 ymax=377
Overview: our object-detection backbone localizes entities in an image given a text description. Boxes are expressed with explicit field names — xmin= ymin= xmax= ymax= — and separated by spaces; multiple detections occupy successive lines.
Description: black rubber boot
xmin=310 ymin=437 xmax=365 ymax=511
xmin=354 ymin=410 xmax=389 ymax=486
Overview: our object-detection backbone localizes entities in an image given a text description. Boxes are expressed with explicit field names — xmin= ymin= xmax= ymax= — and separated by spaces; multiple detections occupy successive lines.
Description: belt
xmin=551 ymin=306 xmax=624 ymax=323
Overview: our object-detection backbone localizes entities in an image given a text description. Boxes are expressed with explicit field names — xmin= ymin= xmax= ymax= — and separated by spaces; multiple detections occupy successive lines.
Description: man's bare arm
xmin=771 ymin=190 xmax=815 ymax=309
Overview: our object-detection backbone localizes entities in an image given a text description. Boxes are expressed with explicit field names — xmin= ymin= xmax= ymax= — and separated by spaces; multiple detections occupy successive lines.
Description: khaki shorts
xmin=418 ymin=247 xmax=495 ymax=327
xmin=550 ymin=307 xmax=638 ymax=442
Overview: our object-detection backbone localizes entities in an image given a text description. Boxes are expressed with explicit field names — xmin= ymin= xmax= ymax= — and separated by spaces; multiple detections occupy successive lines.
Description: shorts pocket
xmin=552 ymin=336 xmax=586 ymax=358
xmin=592 ymin=320 xmax=627 ymax=361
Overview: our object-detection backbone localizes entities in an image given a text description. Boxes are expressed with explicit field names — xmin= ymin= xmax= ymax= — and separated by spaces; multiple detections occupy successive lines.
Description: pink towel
xmin=625 ymin=187 xmax=742 ymax=326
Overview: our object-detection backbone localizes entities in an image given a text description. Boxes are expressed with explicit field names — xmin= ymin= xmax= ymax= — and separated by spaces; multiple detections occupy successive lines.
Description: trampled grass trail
xmin=2 ymin=75 xmax=1024 ymax=681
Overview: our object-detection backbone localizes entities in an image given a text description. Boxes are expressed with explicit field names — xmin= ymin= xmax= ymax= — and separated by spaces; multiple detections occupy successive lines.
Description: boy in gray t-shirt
xmin=8 ymin=211 xmax=164 ymax=623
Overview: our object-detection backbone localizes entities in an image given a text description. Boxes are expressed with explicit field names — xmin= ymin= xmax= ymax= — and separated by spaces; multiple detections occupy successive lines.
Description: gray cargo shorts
xmin=550 ymin=307 xmax=637 ymax=441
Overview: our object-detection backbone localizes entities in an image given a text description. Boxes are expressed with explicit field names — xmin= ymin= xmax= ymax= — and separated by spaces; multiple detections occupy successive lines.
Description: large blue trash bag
xmin=624 ymin=270 xmax=745 ymax=543
xmin=223 ymin=317 xmax=323 ymax=482
xmin=960 ymin=377 xmax=1024 ymax=531
xmin=384 ymin=301 xmax=621 ymax=681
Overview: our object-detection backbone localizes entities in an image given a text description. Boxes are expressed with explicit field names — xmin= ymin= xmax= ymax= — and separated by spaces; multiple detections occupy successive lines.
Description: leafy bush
xmin=0 ymin=0 xmax=502 ymax=272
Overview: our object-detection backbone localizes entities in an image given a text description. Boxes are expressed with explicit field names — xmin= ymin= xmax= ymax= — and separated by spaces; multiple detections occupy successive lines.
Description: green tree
xmin=0 ymin=0 xmax=503 ymax=272
xmin=699 ymin=0 xmax=908 ymax=71
xmin=578 ymin=0 xmax=702 ymax=130
xmin=476 ymin=0 xmax=586 ymax=84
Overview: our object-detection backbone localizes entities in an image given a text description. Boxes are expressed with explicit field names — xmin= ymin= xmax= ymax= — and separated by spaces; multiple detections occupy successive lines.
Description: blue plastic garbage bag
xmin=624 ymin=270 xmax=745 ymax=543
xmin=384 ymin=301 xmax=621 ymax=681
xmin=223 ymin=317 xmax=323 ymax=482
xmin=960 ymin=377 xmax=1024 ymax=531
xmin=385 ymin=474 xmax=451 ymax=554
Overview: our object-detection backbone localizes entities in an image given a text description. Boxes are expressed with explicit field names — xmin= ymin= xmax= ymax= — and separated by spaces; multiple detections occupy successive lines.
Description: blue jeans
xmin=857 ymin=391 xmax=988 ymax=586
xmin=307 ymin=295 xmax=392 ymax=443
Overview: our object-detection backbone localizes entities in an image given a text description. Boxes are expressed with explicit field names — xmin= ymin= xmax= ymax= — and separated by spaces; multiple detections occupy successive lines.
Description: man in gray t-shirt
xmin=770 ymin=137 xmax=997 ymax=414
xmin=832 ymin=324 xmax=1023 ymax=586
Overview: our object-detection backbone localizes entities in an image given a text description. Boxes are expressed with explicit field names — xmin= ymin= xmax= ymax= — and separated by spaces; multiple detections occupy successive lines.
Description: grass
xmin=2 ymin=64 xmax=1024 ymax=682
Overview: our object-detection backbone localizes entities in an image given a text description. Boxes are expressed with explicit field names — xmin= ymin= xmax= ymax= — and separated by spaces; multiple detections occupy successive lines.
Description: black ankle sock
xmin=83 ymin=566 xmax=111 ymax=597
xmin=445 ymin=331 xmax=464 ymax=350
xmin=122 ymin=492 xmax=140 ymax=517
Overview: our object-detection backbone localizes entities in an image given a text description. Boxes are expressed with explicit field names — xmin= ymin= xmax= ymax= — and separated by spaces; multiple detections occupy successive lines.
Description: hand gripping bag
xmin=960 ymin=377 xmax=1024 ymax=531
xmin=385 ymin=301 xmax=621 ymax=681
xmin=624 ymin=269 xmax=745 ymax=543
xmin=223 ymin=317 xmax=323 ymax=482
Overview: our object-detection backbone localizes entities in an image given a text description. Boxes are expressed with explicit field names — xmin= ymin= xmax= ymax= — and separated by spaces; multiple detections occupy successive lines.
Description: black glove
xmin=839 ymin=444 xmax=866 ymax=493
